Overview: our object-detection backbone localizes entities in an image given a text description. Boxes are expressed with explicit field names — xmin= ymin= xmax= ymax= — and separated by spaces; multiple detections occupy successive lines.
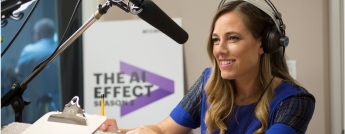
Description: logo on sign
xmin=93 ymin=61 xmax=174 ymax=116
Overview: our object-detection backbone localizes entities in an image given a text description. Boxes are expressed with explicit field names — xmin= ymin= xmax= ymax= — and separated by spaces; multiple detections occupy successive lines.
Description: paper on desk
xmin=21 ymin=112 xmax=106 ymax=134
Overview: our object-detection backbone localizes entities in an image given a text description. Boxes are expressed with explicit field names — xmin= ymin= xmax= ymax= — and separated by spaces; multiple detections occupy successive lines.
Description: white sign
xmin=82 ymin=19 xmax=184 ymax=128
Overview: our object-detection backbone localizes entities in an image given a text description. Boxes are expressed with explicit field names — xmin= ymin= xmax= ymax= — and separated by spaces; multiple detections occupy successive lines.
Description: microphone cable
xmin=33 ymin=0 xmax=82 ymax=71
xmin=1 ymin=0 xmax=40 ymax=57
xmin=239 ymin=75 xmax=275 ymax=134
xmin=240 ymin=46 xmax=286 ymax=134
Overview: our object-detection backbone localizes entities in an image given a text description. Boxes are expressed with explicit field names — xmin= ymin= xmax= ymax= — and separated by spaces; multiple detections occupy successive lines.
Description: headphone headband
xmin=217 ymin=0 xmax=289 ymax=53
xmin=243 ymin=0 xmax=283 ymax=34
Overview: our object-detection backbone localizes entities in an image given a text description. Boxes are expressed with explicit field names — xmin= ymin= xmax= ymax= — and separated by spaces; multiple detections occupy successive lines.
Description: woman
xmin=99 ymin=1 xmax=315 ymax=134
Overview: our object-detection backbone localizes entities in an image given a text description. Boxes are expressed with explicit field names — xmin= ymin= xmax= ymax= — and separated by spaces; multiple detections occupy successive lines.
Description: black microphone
xmin=130 ymin=0 xmax=189 ymax=44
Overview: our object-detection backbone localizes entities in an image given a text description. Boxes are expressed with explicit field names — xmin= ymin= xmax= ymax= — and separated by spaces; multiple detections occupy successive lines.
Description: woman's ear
xmin=257 ymin=39 xmax=264 ymax=54
xmin=259 ymin=45 xmax=264 ymax=54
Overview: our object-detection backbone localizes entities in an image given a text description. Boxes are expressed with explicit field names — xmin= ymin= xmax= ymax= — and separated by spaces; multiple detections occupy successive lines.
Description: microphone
xmin=130 ymin=0 xmax=189 ymax=44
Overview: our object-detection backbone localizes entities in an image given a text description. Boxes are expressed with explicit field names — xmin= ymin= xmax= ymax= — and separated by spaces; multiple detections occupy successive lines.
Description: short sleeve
xmin=265 ymin=123 xmax=297 ymax=134
xmin=270 ymin=93 xmax=315 ymax=134
xmin=170 ymin=69 xmax=208 ymax=128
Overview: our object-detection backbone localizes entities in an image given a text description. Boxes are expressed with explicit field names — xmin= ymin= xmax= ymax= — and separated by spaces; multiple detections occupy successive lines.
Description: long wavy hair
xmin=204 ymin=1 xmax=296 ymax=134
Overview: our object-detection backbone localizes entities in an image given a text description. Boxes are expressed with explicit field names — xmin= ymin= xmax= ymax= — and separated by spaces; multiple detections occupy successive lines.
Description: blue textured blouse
xmin=170 ymin=68 xmax=315 ymax=134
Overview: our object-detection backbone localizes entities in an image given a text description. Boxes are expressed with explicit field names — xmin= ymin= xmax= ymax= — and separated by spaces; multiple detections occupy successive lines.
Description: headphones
xmin=219 ymin=0 xmax=289 ymax=53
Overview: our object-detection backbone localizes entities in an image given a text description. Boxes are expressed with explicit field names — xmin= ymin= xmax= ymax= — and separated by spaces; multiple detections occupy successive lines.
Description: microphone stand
xmin=0 ymin=0 xmax=129 ymax=122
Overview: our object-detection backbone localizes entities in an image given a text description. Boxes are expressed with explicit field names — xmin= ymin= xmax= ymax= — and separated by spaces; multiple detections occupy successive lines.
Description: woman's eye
xmin=212 ymin=38 xmax=220 ymax=44
xmin=228 ymin=36 xmax=239 ymax=41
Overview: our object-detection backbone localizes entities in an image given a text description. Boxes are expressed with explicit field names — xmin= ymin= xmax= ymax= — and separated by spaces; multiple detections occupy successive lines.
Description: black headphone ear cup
xmin=262 ymin=25 xmax=282 ymax=53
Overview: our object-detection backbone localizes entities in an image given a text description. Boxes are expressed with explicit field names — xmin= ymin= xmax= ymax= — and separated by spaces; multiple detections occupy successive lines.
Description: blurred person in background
xmin=14 ymin=18 xmax=61 ymax=124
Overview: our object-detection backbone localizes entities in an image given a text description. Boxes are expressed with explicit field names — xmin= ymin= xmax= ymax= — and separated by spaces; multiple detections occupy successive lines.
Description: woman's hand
xmin=98 ymin=117 xmax=119 ymax=132
xmin=126 ymin=126 xmax=159 ymax=134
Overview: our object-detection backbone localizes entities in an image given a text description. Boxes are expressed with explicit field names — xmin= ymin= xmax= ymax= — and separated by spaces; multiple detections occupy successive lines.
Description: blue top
xmin=170 ymin=68 xmax=315 ymax=134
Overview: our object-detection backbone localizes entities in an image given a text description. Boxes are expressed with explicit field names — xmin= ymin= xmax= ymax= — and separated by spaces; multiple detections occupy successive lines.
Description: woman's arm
xmin=99 ymin=69 xmax=209 ymax=134
xmin=100 ymin=116 xmax=191 ymax=134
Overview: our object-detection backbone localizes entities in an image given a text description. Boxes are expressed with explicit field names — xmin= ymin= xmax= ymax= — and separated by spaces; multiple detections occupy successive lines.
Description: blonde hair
xmin=204 ymin=1 xmax=296 ymax=134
